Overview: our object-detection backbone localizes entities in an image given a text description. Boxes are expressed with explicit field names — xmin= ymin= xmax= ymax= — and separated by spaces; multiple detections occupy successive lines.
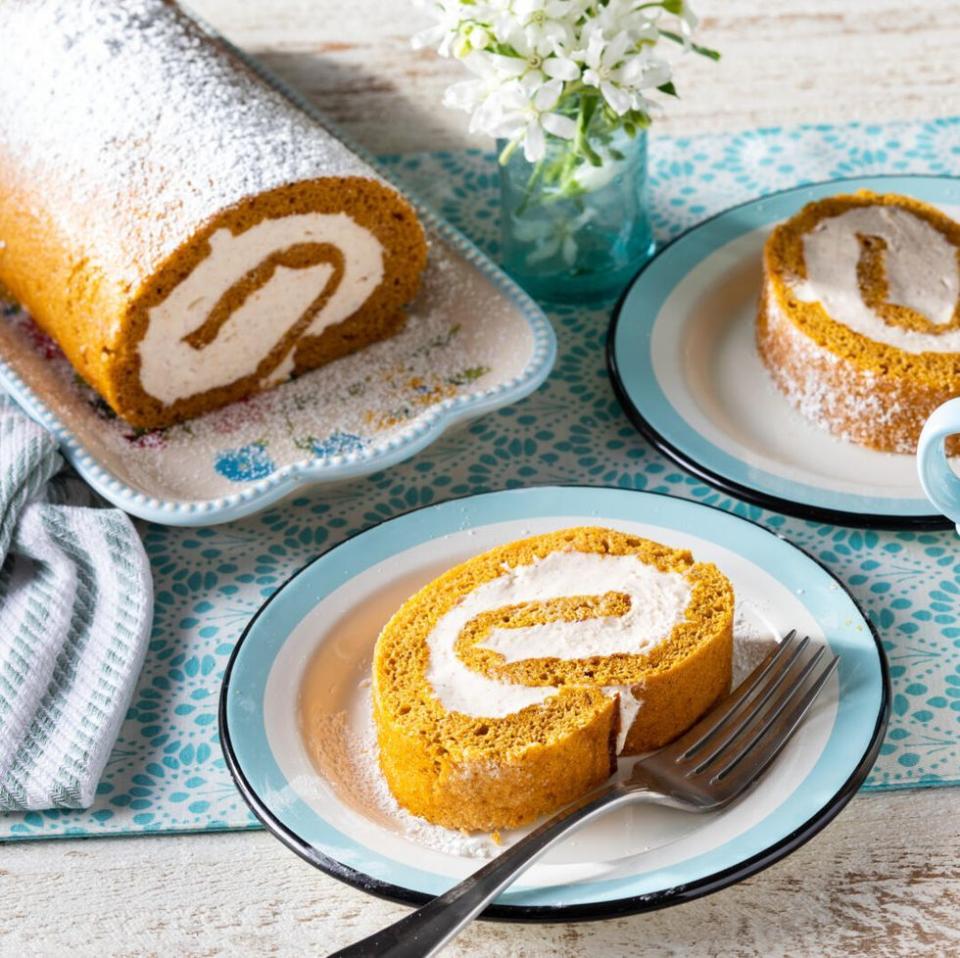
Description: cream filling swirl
xmin=791 ymin=205 xmax=960 ymax=354
xmin=138 ymin=212 xmax=384 ymax=404
xmin=424 ymin=551 xmax=693 ymax=753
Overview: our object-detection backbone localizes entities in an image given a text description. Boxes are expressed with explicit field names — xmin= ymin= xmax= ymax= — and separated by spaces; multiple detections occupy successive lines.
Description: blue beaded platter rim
xmin=219 ymin=486 xmax=889 ymax=921
xmin=607 ymin=174 xmax=960 ymax=530
xmin=0 ymin=18 xmax=556 ymax=527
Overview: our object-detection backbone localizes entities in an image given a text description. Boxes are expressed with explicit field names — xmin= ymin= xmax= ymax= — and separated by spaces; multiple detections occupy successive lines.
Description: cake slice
xmin=372 ymin=527 xmax=734 ymax=832
xmin=758 ymin=190 xmax=960 ymax=453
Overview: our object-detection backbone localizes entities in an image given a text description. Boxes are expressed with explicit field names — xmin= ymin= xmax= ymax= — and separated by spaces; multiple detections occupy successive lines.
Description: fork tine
xmin=675 ymin=630 xmax=805 ymax=762
xmin=690 ymin=640 xmax=822 ymax=775
xmin=711 ymin=653 xmax=839 ymax=787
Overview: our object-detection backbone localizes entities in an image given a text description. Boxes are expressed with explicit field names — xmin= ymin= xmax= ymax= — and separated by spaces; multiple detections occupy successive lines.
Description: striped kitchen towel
xmin=0 ymin=398 xmax=152 ymax=811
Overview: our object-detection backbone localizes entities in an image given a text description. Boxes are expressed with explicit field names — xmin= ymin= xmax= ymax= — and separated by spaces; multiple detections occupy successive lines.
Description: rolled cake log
xmin=372 ymin=527 xmax=734 ymax=831
xmin=0 ymin=0 xmax=426 ymax=429
xmin=758 ymin=191 xmax=960 ymax=453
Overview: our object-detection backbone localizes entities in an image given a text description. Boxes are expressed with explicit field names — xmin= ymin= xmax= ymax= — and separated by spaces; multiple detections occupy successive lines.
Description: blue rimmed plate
xmin=608 ymin=174 xmax=960 ymax=529
xmin=220 ymin=486 xmax=888 ymax=920
xmin=0 ymin=22 xmax=555 ymax=528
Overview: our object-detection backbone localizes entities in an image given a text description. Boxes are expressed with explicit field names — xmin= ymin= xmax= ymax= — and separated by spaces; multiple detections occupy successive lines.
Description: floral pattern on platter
xmin=0 ymin=303 xmax=500 ymax=494
xmin=214 ymin=442 xmax=276 ymax=482
xmin=5 ymin=115 xmax=960 ymax=840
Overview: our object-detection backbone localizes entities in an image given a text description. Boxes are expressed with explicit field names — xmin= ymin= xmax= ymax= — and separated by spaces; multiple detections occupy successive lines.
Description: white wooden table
xmin=6 ymin=2 xmax=960 ymax=954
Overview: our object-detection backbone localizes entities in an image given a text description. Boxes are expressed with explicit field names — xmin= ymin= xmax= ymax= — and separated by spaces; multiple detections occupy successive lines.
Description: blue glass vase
xmin=498 ymin=126 xmax=655 ymax=304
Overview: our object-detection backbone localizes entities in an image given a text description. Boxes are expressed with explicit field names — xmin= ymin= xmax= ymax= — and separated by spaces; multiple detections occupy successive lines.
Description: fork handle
xmin=331 ymin=782 xmax=642 ymax=958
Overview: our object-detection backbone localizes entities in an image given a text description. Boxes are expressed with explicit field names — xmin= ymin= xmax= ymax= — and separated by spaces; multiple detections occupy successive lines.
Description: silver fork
xmin=332 ymin=631 xmax=838 ymax=958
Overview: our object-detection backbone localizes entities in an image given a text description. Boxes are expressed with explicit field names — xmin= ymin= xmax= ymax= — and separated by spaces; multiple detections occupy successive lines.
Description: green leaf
xmin=660 ymin=29 xmax=722 ymax=61
xmin=692 ymin=41 xmax=721 ymax=61
xmin=625 ymin=110 xmax=652 ymax=132
xmin=657 ymin=80 xmax=679 ymax=97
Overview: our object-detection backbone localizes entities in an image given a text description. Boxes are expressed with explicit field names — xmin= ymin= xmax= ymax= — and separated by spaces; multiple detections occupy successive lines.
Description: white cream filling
xmin=139 ymin=212 xmax=384 ymax=404
xmin=424 ymin=551 xmax=693 ymax=753
xmin=790 ymin=205 xmax=960 ymax=354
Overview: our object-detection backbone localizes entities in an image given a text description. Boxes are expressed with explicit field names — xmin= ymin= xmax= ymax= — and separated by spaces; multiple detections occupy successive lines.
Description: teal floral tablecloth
xmin=3 ymin=116 xmax=960 ymax=839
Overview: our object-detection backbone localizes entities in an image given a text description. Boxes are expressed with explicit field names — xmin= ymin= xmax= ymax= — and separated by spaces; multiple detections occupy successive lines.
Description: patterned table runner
xmin=3 ymin=115 xmax=960 ymax=839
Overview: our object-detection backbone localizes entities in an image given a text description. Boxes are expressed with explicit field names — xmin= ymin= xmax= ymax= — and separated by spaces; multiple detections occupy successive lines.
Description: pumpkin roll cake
xmin=758 ymin=191 xmax=960 ymax=453
xmin=0 ymin=0 xmax=426 ymax=429
xmin=372 ymin=527 xmax=734 ymax=832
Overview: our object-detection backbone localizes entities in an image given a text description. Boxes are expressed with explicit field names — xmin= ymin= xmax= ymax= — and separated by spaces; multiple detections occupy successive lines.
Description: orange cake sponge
xmin=758 ymin=191 xmax=960 ymax=453
xmin=372 ymin=527 xmax=734 ymax=832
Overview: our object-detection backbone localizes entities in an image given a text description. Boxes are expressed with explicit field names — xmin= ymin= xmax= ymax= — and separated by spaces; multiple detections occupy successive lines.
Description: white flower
xmin=573 ymin=149 xmax=627 ymax=192
xmin=582 ymin=0 xmax=652 ymax=45
xmin=618 ymin=49 xmax=673 ymax=115
xmin=412 ymin=0 xmax=500 ymax=56
xmin=579 ymin=24 xmax=675 ymax=116
xmin=486 ymin=76 xmax=577 ymax=162
xmin=512 ymin=0 xmax=582 ymax=57
xmin=674 ymin=0 xmax=700 ymax=42
xmin=442 ymin=74 xmax=498 ymax=131
xmin=489 ymin=22 xmax=575 ymax=84
xmin=581 ymin=30 xmax=631 ymax=115
xmin=411 ymin=0 xmax=467 ymax=56
xmin=542 ymin=49 xmax=581 ymax=82
xmin=513 ymin=207 xmax=597 ymax=266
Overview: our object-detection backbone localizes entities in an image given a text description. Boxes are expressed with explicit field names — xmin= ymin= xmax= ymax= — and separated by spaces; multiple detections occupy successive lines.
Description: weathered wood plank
xmin=3 ymin=791 xmax=959 ymax=956
xmin=191 ymin=0 xmax=960 ymax=153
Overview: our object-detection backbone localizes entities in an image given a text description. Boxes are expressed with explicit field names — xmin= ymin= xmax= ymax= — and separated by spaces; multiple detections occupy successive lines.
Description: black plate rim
xmin=606 ymin=173 xmax=955 ymax=531
xmin=219 ymin=485 xmax=891 ymax=923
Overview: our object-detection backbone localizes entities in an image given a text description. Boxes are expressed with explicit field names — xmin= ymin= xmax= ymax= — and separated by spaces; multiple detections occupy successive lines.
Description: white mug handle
xmin=918 ymin=397 xmax=960 ymax=526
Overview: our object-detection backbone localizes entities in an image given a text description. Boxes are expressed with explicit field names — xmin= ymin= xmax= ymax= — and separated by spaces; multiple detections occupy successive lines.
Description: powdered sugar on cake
xmin=761 ymin=281 xmax=912 ymax=448
xmin=0 ymin=0 xmax=382 ymax=283
xmin=304 ymin=621 xmax=774 ymax=860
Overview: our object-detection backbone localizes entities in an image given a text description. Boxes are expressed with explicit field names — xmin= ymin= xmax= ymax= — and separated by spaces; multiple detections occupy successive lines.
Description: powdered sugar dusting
xmin=0 ymin=0 xmax=380 ymax=284
xmin=761 ymin=281 xmax=917 ymax=451
xmin=733 ymin=599 xmax=779 ymax=684
xmin=312 ymin=683 xmax=500 ymax=859
xmin=0 ymin=0 xmax=546 ymax=507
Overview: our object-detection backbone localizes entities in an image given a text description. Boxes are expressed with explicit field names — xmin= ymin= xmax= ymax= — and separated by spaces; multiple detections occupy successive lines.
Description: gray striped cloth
xmin=0 ymin=398 xmax=152 ymax=810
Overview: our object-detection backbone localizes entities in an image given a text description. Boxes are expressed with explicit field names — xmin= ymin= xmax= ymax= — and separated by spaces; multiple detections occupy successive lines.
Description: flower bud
xmin=468 ymin=26 xmax=490 ymax=49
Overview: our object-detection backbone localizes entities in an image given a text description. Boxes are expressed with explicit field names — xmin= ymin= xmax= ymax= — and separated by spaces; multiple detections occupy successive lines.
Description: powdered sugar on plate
xmin=308 ymin=682 xmax=501 ymax=859
xmin=301 ymin=617 xmax=781 ymax=861
xmin=733 ymin=599 xmax=780 ymax=684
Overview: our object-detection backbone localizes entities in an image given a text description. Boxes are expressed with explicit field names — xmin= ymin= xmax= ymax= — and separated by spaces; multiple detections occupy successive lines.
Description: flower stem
xmin=498 ymin=136 xmax=522 ymax=166
xmin=574 ymin=95 xmax=604 ymax=167
xmin=515 ymin=156 xmax=546 ymax=216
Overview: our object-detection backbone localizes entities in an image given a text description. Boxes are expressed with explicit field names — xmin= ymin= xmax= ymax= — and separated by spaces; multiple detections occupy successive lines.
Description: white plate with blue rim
xmin=0 ymin=17 xmax=555 ymax=528
xmin=220 ymin=485 xmax=888 ymax=920
xmin=607 ymin=174 xmax=960 ymax=530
